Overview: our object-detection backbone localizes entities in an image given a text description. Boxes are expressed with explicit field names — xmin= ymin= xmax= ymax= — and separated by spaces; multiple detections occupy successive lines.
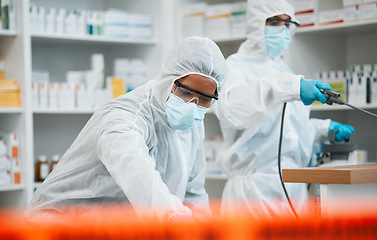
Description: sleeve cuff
xmin=291 ymin=75 xmax=302 ymax=101
xmin=321 ymin=119 xmax=332 ymax=139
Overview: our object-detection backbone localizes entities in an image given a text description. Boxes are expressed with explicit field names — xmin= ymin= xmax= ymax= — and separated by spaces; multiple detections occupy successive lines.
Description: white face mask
xmin=265 ymin=25 xmax=292 ymax=58
xmin=164 ymin=93 xmax=208 ymax=130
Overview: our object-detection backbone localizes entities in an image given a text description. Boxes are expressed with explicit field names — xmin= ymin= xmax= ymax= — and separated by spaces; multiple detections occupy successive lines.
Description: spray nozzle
xmin=321 ymin=89 xmax=345 ymax=105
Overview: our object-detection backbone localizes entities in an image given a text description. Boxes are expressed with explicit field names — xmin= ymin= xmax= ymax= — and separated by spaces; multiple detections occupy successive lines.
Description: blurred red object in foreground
xmin=1 ymin=197 xmax=377 ymax=240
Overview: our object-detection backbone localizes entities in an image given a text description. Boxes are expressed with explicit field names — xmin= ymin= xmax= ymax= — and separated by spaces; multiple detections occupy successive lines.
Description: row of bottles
xmin=35 ymin=154 xmax=59 ymax=182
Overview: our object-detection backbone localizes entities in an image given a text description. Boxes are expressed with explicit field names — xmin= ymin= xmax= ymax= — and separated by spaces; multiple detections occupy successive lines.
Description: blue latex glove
xmin=328 ymin=121 xmax=355 ymax=142
xmin=300 ymin=78 xmax=331 ymax=105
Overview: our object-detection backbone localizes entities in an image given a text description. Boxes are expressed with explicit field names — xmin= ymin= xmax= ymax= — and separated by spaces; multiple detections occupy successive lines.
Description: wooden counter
xmin=282 ymin=164 xmax=377 ymax=184
xmin=282 ymin=164 xmax=377 ymax=216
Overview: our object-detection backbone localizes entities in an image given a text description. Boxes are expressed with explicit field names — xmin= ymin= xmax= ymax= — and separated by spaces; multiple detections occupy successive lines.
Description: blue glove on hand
xmin=328 ymin=121 xmax=355 ymax=142
xmin=300 ymin=79 xmax=331 ymax=105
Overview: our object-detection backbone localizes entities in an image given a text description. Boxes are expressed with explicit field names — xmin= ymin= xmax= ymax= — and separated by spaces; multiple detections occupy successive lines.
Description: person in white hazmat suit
xmin=24 ymin=37 xmax=227 ymax=223
xmin=213 ymin=0 xmax=354 ymax=218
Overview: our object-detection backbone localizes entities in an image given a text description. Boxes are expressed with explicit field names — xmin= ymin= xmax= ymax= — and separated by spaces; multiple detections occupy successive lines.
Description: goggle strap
xmin=174 ymin=80 xmax=219 ymax=100
xmin=266 ymin=18 xmax=300 ymax=27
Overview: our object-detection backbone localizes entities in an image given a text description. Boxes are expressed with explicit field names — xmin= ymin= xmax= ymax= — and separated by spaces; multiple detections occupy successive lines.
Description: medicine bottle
xmin=50 ymin=154 xmax=60 ymax=173
xmin=35 ymin=155 xmax=49 ymax=182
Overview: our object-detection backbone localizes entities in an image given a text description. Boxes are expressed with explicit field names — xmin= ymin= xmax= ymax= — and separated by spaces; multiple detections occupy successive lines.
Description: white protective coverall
xmin=25 ymin=37 xmax=227 ymax=222
xmin=213 ymin=0 xmax=331 ymax=218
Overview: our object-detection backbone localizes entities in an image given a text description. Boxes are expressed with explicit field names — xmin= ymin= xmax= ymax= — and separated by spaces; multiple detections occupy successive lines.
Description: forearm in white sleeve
xmin=184 ymin=148 xmax=212 ymax=221
xmin=97 ymin=118 xmax=191 ymax=222
xmin=309 ymin=118 xmax=331 ymax=142
xmin=213 ymin=73 xmax=301 ymax=129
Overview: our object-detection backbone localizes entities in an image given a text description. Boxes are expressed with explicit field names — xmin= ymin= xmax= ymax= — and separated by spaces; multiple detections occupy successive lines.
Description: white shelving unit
xmin=33 ymin=110 xmax=95 ymax=114
xmin=0 ymin=0 xmax=177 ymax=209
xmin=0 ymin=0 xmax=31 ymax=208
xmin=0 ymin=185 xmax=25 ymax=192
xmin=31 ymin=33 xmax=159 ymax=45
xmin=0 ymin=30 xmax=17 ymax=36
xmin=0 ymin=108 xmax=23 ymax=113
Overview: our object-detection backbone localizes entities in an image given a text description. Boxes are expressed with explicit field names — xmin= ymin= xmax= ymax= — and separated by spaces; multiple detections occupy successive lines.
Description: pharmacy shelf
xmin=0 ymin=185 xmax=25 ymax=192
xmin=31 ymin=33 xmax=158 ymax=46
xmin=212 ymin=19 xmax=377 ymax=42
xmin=33 ymin=109 xmax=95 ymax=114
xmin=311 ymin=104 xmax=377 ymax=111
xmin=0 ymin=108 xmax=23 ymax=113
xmin=0 ymin=29 xmax=17 ymax=36
xmin=297 ymin=19 xmax=377 ymax=35
xmin=213 ymin=35 xmax=246 ymax=43
xmin=205 ymin=173 xmax=228 ymax=180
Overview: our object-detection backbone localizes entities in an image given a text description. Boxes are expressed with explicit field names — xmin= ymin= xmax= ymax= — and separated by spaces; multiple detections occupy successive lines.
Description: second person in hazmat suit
xmin=214 ymin=0 xmax=354 ymax=219
xmin=24 ymin=37 xmax=227 ymax=223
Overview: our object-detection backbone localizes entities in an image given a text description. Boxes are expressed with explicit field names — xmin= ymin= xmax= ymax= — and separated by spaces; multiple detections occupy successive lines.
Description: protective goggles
xmin=266 ymin=18 xmax=300 ymax=29
xmin=173 ymin=80 xmax=218 ymax=108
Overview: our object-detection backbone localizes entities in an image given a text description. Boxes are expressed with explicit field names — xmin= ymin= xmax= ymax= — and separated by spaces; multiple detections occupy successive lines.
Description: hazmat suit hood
xmin=238 ymin=0 xmax=297 ymax=58
xmin=152 ymin=37 xmax=227 ymax=110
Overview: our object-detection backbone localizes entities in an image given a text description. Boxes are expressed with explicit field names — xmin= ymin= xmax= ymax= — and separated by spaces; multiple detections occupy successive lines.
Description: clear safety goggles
xmin=266 ymin=17 xmax=300 ymax=32
xmin=172 ymin=80 xmax=218 ymax=108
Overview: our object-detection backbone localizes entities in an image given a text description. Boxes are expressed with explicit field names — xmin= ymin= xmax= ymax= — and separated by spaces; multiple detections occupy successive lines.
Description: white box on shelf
xmin=104 ymin=25 xmax=129 ymax=38
xmin=343 ymin=5 xmax=362 ymax=22
xmin=29 ymin=5 xmax=38 ymax=33
xmin=76 ymin=84 xmax=92 ymax=110
xmin=55 ymin=8 xmax=66 ymax=35
xmin=93 ymin=88 xmax=112 ymax=110
xmin=129 ymin=13 xmax=151 ymax=27
xmin=288 ymin=0 xmax=316 ymax=14
xmin=104 ymin=9 xmax=128 ymax=38
xmin=5 ymin=132 xmax=19 ymax=160
xmin=230 ymin=2 xmax=247 ymax=36
xmin=9 ymin=4 xmax=16 ymax=31
xmin=10 ymin=158 xmax=21 ymax=185
xmin=295 ymin=12 xmax=316 ymax=27
xmin=342 ymin=0 xmax=362 ymax=6
xmin=360 ymin=2 xmax=377 ymax=20
xmin=0 ymin=140 xmax=6 ymax=156
xmin=84 ymin=70 xmax=97 ymax=91
xmin=31 ymin=82 xmax=38 ymax=109
xmin=61 ymin=83 xmax=75 ymax=110
xmin=66 ymin=71 xmax=83 ymax=86
xmin=363 ymin=0 xmax=377 ymax=4
xmin=205 ymin=3 xmax=232 ymax=39
xmin=129 ymin=27 xmax=152 ymax=39
xmin=95 ymin=11 xmax=104 ymax=36
xmin=37 ymin=6 xmax=46 ymax=34
xmin=77 ymin=10 xmax=87 ymax=36
xmin=45 ymin=8 xmax=56 ymax=34
xmin=48 ymin=83 xmax=58 ymax=110
xmin=0 ymin=156 xmax=10 ymax=171
xmin=362 ymin=64 xmax=373 ymax=74
xmin=91 ymin=53 xmax=104 ymax=73
xmin=319 ymin=9 xmax=344 ymax=26
xmin=182 ymin=2 xmax=207 ymax=38
xmin=65 ymin=10 xmax=77 ymax=35
xmin=0 ymin=170 xmax=11 ymax=185
xmin=38 ymin=82 xmax=48 ymax=109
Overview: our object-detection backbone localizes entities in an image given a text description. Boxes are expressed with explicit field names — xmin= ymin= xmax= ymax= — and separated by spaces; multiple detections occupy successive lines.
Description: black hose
xmin=278 ymin=102 xmax=299 ymax=219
